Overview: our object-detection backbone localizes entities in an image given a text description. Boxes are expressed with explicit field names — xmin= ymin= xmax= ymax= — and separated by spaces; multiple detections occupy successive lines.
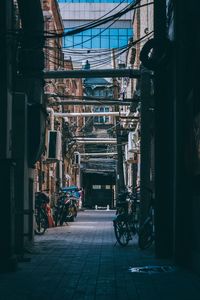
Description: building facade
xmin=58 ymin=0 xmax=134 ymax=68
xmin=38 ymin=0 xmax=84 ymax=204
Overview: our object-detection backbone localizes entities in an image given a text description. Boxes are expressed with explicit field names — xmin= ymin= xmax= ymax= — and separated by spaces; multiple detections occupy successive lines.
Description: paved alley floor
xmin=0 ymin=210 xmax=200 ymax=300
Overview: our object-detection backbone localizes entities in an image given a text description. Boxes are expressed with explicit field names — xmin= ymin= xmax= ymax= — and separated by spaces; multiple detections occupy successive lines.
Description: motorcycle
xmin=53 ymin=193 xmax=78 ymax=226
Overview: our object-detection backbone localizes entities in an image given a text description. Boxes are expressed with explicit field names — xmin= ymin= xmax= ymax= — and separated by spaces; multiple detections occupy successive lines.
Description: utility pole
xmin=112 ymin=49 xmax=125 ymax=197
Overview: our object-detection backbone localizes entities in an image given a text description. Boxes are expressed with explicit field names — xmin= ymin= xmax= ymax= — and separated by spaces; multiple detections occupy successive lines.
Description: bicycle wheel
xmin=113 ymin=219 xmax=130 ymax=246
xmin=138 ymin=222 xmax=154 ymax=249
xmin=34 ymin=210 xmax=48 ymax=235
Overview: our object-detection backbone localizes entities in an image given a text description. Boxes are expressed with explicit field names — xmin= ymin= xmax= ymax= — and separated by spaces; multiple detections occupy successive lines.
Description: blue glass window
xmin=74 ymin=35 xmax=82 ymax=48
xmin=63 ymin=27 xmax=133 ymax=49
xmin=64 ymin=36 xmax=73 ymax=47
xmin=127 ymin=28 xmax=133 ymax=35
xmin=92 ymin=36 xmax=101 ymax=48
xmin=92 ymin=29 xmax=101 ymax=35
xmin=101 ymin=36 xmax=109 ymax=48
xmin=83 ymin=29 xmax=92 ymax=36
xmin=101 ymin=29 xmax=109 ymax=36
xmin=119 ymin=36 xmax=127 ymax=47
xmin=110 ymin=36 xmax=118 ymax=48
xmin=83 ymin=36 xmax=92 ymax=48
xmin=119 ymin=29 xmax=127 ymax=35
xmin=110 ymin=29 xmax=118 ymax=35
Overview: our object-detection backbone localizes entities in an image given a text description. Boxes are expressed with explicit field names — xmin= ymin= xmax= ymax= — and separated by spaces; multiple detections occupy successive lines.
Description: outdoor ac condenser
xmin=128 ymin=131 xmax=139 ymax=153
xmin=128 ymin=132 xmax=135 ymax=152
xmin=47 ymin=130 xmax=62 ymax=160
xmin=125 ymin=144 xmax=138 ymax=163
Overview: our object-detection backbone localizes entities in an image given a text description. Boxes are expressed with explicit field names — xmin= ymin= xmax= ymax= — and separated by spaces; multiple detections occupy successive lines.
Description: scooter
xmin=53 ymin=193 xmax=77 ymax=226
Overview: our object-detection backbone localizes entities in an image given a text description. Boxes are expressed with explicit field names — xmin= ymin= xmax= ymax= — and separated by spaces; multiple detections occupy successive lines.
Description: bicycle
xmin=138 ymin=187 xmax=155 ymax=249
xmin=113 ymin=186 xmax=140 ymax=246
xmin=34 ymin=192 xmax=49 ymax=235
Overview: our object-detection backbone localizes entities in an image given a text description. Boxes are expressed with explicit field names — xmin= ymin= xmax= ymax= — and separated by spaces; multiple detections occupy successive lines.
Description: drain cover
xmin=129 ymin=265 xmax=176 ymax=274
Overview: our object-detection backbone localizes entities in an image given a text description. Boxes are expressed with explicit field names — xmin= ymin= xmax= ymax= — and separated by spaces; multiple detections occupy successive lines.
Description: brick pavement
xmin=0 ymin=210 xmax=200 ymax=300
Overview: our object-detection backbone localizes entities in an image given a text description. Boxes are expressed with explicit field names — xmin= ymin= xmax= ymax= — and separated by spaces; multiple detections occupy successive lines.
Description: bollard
xmin=95 ymin=205 xmax=98 ymax=210
xmin=106 ymin=205 xmax=110 ymax=211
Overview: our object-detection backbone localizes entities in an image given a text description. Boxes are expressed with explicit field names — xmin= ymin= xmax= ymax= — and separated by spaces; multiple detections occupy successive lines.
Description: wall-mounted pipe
xmin=74 ymin=140 xmax=117 ymax=144
xmin=74 ymin=138 xmax=116 ymax=141
xmin=54 ymin=112 xmax=125 ymax=117
xmin=81 ymin=152 xmax=117 ymax=156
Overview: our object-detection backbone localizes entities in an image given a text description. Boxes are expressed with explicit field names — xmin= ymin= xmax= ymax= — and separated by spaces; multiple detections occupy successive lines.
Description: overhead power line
xmin=44 ymin=1 xmax=153 ymax=39
xmin=44 ymin=0 xmax=141 ymax=38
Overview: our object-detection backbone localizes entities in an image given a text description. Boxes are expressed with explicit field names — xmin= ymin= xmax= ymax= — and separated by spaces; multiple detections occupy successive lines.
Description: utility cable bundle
xmin=44 ymin=0 xmax=143 ymax=38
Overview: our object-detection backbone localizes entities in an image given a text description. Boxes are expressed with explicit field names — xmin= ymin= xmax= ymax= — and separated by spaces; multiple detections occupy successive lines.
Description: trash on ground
xmin=129 ymin=265 xmax=176 ymax=274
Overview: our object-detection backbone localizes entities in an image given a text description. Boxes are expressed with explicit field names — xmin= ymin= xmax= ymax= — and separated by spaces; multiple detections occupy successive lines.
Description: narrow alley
xmin=0 ymin=210 xmax=200 ymax=300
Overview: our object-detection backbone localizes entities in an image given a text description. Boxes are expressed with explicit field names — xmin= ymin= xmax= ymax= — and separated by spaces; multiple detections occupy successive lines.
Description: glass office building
xmin=63 ymin=28 xmax=133 ymax=49
xmin=58 ymin=0 xmax=133 ymax=50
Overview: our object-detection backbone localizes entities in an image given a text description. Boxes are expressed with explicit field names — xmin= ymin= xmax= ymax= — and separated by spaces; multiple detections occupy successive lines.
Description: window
xmin=119 ymin=36 xmax=128 ymax=47
xmin=101 ymin=36 xmax=109 ymax=48
xmin=93 ymin=185 xmax=101 ymax=189
xmin=92 ymin=36 xmax=101 ymax=48
xmin=64 ymin=36 xmax=73 ymax=47
xmin=93 ymin=106 xmax=111 ymax=124
xmin=110 ymin=36 xmax=118 ymax=48
xmin=83 ymin=36 xmax=92 ymax=48
xmin=63 ymin=28 xmax=133 ymax=49
xmin=110 ymin=29 xmax=119 ymax=35
xmin=74 ymin=35 xmax=82 ymax=48
xmin=92 ymin=29 xmax=101 ymax=35
xmin=119 ymin=29 xmax=127 ymax=35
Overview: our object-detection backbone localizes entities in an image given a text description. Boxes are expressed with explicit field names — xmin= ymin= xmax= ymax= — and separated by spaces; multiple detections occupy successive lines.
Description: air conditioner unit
xmin=128 ymin=131 xmax=139 ymax=153
xmin=128 ymin=132 xmax=135 ymax=152
xmin=125 ymin=144 xmax=138 ymax=163
xmin=47 ymin=130 xmax=62 ymax=160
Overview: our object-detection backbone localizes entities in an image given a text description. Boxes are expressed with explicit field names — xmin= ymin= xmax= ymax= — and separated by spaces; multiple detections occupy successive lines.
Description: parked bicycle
xmin=34 ymin=192 xmax=49 ymax=235
xmin=113 ymin=186 xmax=140 ymax=246
xmin=138 ymin=187 xmax=155 ymax=249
